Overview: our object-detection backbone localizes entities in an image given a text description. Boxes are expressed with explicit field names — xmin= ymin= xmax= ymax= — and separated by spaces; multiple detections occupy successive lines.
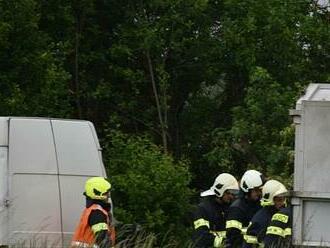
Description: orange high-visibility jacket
xmin=71 ymin=204 xmax=115 ymax=248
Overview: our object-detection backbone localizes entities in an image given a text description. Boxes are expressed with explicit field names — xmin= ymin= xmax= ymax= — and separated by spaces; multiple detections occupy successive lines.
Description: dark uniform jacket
xmin=225 ymin=197 xmax=261 ymax=248
xmin=264 ymin=207 xmax=292 ymax=248
xmin=242 ymin=206 xmax=278 ymax=248
xmin=192 ymin=197 xmax=230 ymax=248
xmin=86 ymin=197 xmax=113 ymax=248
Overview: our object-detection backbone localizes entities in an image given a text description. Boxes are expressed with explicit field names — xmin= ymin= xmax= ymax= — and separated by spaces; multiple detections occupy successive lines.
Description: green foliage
xmin=104 ymin=0 xmax=224 ymax=147
xmin=102 ymin=130 xmax=193 ymax=241
xmin=202 ymin=0 xmax=329 ymax=185
xmin=0 ymin=0 xmax=72 ymax=117
xmin=207 ymin=67 xmax=298 ymax=181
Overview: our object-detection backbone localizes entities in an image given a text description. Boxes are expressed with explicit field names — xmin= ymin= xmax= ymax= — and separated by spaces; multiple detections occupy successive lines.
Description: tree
xmin=0 ymin=0 xmax=72 ymax=117
xmin=205 ymin=0 xmax=329 ymax=182
xmin=104 ymin=0 xmax=224 ymax=154
xmin=207 ymin=68 xmax=297 ymax=179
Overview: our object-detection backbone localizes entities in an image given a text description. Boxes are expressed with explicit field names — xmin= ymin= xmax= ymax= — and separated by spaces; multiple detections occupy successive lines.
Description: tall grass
xmin=115 ymin=224 xmax=194 ymax=248
xmin=5 ymin=224 xmax=194 ymax=248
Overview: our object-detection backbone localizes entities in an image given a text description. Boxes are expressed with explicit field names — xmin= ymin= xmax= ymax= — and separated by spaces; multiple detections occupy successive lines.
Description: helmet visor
xmin=200 ymin=188 xmax=215 ymax=197
xmin=275 ymin=192 xmax=289 ymax=198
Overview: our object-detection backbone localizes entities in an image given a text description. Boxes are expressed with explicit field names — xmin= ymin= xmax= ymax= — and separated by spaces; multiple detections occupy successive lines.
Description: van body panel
xmin=59 ymin=175 xmax=91 ymax=246
xmin=9 ymin=174 xmax=62 ymax=246
xmin=0 ymin=147 xmax=8 ymax=244
xmin=302 ymin=200 xmax=330 ymax=242
xmin=51 ymin=120 xmax=103 ymax=176
xmin=0 ymin=117 xmax=8 ymax=146
xmin=301 ymin=102 xmax=330 ymax=192
xmin=87 ymin=121 xmax=101 ymax=151
xmin=9 ymin=119 xmax=58 ymax=174
xmin=87 ymin=121 xmax=107 ymax=176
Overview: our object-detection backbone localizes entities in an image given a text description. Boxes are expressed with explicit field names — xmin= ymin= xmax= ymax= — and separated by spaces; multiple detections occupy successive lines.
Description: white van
xmin=0 ymin=117 xmax=108 ymax=247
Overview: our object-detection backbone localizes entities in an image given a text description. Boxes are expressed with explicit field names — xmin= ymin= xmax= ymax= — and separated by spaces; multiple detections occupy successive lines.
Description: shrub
xmin=102 ymin=130 xmax=193 ymax=243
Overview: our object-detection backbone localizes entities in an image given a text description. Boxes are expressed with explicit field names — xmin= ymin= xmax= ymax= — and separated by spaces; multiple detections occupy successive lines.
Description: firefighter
xmin=71 ymin=177 xmax=115 ymax=248
xmin=225 ymin=170 xmax=265 ymax=248
xmin=192 ymin=173 xmax=239 ymax=248
xmin=263 ymin=206 xmax=292 ymax=248
xmin=242 ymin=179 xmax=288 ymax=248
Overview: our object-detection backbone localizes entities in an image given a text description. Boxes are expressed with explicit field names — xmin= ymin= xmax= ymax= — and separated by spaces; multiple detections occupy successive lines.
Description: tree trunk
xmin=146 ymin=50 xmax=168 ymax=153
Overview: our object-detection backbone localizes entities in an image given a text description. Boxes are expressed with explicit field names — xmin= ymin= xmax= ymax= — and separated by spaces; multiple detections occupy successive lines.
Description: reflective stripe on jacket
xmin=242 ymin=206 xmax=277 ymax=248
xmin=264 ymin=207 xmax=292 ymax=248
xmin=225 ymin=197 xmax=261 ymax=248
xmin=71 ymin=204 xmax=115 ymax=248
xmin=192 ymin=197 xmax=229 ymax=247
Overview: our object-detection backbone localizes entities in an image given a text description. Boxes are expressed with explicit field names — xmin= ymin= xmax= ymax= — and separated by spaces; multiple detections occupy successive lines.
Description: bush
xmin=102 ymin=130 xmax=193 ymax=243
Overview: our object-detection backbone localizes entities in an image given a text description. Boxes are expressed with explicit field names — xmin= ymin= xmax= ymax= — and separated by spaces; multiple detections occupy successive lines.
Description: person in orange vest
xmin=71 ymin=177 xmax=115 ymax=248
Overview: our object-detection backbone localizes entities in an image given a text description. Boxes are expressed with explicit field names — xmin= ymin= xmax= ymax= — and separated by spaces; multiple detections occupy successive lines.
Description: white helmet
xmin=201 ymin=173 xmax=239 ymax=197
xmin=261 ymin=179 xmax=288 ymax=205
xmin=240 ymin=169 xmax=264 ymax=193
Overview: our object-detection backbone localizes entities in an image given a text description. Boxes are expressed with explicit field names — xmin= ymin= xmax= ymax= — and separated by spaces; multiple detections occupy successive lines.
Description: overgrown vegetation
xmin=0 ymin=0 xmax=329 ymax=245
xmin=103 ymin=130 xmax=193 ymax=241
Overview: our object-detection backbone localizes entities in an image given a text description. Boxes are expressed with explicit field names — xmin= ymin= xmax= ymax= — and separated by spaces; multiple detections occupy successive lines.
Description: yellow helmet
xmin=85 ymin=177 xmax=111 ymax=200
